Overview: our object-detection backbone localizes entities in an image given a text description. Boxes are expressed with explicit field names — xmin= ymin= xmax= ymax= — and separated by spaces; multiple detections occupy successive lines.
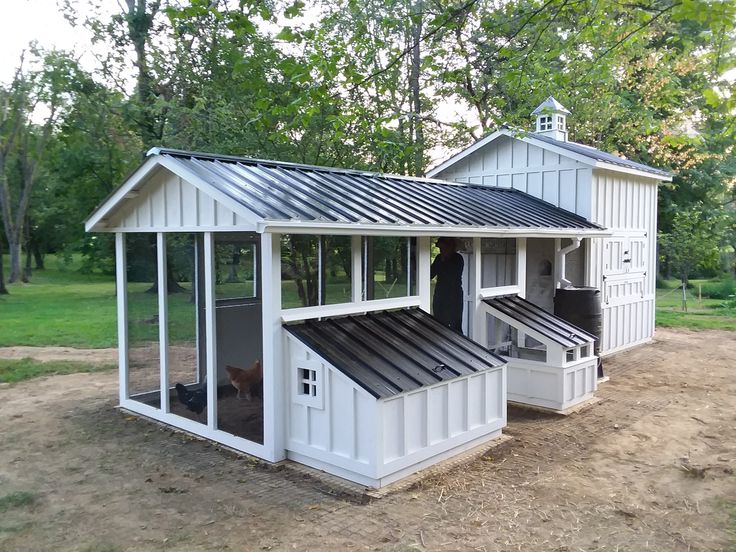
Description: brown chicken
xmin=225 ymin=360 xmax=262 ymax=401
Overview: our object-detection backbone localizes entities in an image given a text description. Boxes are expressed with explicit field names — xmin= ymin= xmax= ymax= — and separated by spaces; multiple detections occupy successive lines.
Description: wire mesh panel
xmin=126 ymin=233 xmax=161 ymax=408
xmin=213 ymin=234 xmax=264 ymax=444
xmin=165 ymin=234 xmax=207 ymax=425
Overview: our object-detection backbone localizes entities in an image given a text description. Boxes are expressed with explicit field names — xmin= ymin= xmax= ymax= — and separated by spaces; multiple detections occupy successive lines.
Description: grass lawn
xmin=655 ymin=278 xmax=736 ymax=331
xmin=0 ymin=256 xmax=119 ymax=348
xmin=2 ymin=255 xmax=733 ymax=351
xmin=0 ymin=358 xmax=116 ymax=383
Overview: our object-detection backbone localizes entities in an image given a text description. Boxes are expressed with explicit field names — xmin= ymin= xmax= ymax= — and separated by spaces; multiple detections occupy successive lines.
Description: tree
xmin=0 ymin=50 xmax=78 ymax=283
xmin=659 ymin=208 xmax=721 ymax=290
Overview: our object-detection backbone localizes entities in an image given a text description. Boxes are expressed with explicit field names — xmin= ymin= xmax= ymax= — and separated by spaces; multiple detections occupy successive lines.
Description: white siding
xmin=436 ymin=135 xmax=661 ymax=356
xmin=586 ymin=170 xmax=659 ymax=354
xmin=377 ymin=368 xmax=506 ymax=480
xmin=286 ymin=335 xmax=506 ymax=487
xmin=286 ymin=336 xmax=378 ymax=472
xmin=435 ymin=135 xmax=593 ymax=219
xmin=107 ymin=168 xmax=256 ymax=231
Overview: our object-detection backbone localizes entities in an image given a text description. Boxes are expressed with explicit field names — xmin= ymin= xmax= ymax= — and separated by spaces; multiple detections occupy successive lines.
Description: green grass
xmin=656 ymin=278 xmax=736 ymax=331
xmin=0 ymin=255 xmax=119 ymax=348
xmin=0 ymin=492 xmax=37 ymax=512
xmin=0 ymin=358 xmax=116 ymax=383
xmin=2 ymin=256 xmax=732 ymax=349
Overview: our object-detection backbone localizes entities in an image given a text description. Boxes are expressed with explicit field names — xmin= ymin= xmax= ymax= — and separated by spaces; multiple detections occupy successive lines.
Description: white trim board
xmin=85 ymin=156 xmax=262 ymax=232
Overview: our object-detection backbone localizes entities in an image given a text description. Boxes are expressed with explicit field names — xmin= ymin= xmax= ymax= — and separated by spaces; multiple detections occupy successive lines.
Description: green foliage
xmin=659 ymin=208 xmax=722 ymax=284
xmin=0 ymin=358 xmax=115 ymax=383
xmin=0 ymin=0 xmax=733 ymax=292
xmin=700 ymin=275 xmax=736 ymax=300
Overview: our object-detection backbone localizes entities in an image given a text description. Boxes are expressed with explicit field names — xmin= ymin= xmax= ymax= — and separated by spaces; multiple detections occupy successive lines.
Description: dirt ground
xmin=1 ymin=328 xmax=735 ymax=551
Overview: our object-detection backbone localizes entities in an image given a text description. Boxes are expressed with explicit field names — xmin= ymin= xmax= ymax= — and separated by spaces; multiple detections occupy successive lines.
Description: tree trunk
xmin=409 ymin=0 xmax=424 ymax=177
xmin=125 ymin=0 xmax=163 ymax=147
xmin=22 ymin=216 xmax=31 ymax=282
xmin=7 ymin=233 xmax=21 ymax=283
xmin=0 ymin=238 xmax=8 ymax=294
xmin=32 ymin=240 xmax=43 ymax=270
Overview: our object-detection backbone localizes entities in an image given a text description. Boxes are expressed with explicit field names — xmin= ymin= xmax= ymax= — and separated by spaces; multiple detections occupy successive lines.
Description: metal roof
xmin=531 ymin=96 xmax=571 ymax=116
xmin=284 ymin=308 xmax=506 ymax=399
xmin=527 ymin=133 xmax=672 ymax=178
xmin=483 ymin=295 xmax=596 ymax=348
xmin=150 ymin=148 xmax=603 ymax=231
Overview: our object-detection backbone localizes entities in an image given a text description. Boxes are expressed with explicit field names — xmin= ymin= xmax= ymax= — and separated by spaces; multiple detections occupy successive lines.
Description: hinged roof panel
xmin=285 ymin=308 xmax=506 ymax=399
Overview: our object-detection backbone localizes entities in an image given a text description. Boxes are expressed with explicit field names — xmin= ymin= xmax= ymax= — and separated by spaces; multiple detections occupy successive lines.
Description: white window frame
xmin=294 ymin=360 xmax=323 ymax=409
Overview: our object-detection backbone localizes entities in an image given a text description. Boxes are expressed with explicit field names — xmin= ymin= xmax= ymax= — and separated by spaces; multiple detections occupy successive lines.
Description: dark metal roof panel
xmin=529 ymin=133 xmax=672 ymax=178
xmin=285 ymin=308 xmax=506 ymax=399
xmin=483 ymin=295 xmax=597 ymax=347
xmin=154 ymin=149 xmax=604 ymax=231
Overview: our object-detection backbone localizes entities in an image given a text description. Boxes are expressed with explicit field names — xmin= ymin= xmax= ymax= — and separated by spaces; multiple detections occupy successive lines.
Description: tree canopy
xmin=0 ymin=0 xmax=734 ymax=288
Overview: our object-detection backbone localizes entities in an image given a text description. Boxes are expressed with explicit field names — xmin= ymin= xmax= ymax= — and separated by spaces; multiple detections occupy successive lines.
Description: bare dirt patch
xmin=1 ymin=328 xmax=735 ymax=551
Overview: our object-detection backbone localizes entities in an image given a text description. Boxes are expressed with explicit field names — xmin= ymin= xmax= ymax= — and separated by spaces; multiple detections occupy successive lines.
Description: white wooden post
xmin=351 ymin=235 xmax=362 ymax=303
xmin=157 ymin=232 xmax=170 ymax=413
xmin=516 ymin=237 xmax=528 ymax=347
xmin=554 ymin=238 xmax=562 ymax=289
xmin=115 ymin=232 xmax=129 ymax=404
xmin=417 ymin=236 xmax=431 ymax=313
xmin=203 ymin=232 xmax=218 ymax=430
xmin=471 ymin=237 xmax=483 ymax=342
xmin=261 ymin=232 xmax=286 ymax=461
xmin=516 ymin=237 xmax=527 ymax=299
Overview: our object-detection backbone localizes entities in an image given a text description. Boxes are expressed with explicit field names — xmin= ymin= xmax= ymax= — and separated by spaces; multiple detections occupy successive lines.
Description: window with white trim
xmin=481 ymin=238 xmax=517 ymax=288
xmin=294 ymin=361 xmax=323 ymax=408
xmin=299 ymin=367 xmax=318 ymax=397
xmin=557 ymin=115 xmax=565 ymax=130
xmin=539 ymin=115 xmax=553 ymax=131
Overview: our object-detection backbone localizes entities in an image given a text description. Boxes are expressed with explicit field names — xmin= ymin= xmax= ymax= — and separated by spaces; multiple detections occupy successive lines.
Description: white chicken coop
xmin=84 ymin=98 xmax=670 ymax=487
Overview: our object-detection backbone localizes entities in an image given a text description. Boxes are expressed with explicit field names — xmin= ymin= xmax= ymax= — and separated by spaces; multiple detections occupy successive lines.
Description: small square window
xmin=294 ymin=362 xmax=323 ymax=409
xmin=566 ymin=349 xmax=576 ymax=362
xmin=557 ymin=115 xmax=565 ymax=130
xmin=539 ymin=116 xmax=552 ymax=131
xmin=299 ymin=367 xmax=318 ymax=397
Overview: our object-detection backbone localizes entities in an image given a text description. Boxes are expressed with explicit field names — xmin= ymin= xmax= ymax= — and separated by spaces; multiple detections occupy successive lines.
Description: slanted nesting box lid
xmin=285 ymin=308 xmax=506 ymax=399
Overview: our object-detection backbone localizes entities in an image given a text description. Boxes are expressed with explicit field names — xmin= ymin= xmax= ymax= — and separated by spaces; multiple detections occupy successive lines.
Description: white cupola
xmin=531 ymin=96 xmax=571 ymax=141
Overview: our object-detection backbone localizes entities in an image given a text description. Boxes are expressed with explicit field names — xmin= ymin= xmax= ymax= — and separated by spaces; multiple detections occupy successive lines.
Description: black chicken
xmin=175 ymin=382 xmax=207 ymax=419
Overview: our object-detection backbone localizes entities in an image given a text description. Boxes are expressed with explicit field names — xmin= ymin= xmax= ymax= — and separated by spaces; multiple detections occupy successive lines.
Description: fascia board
xmin=258 ymin=221 xmax=612 ymax=238
xmin=428 ymin=130 xmax=670 ymax=182
xmin=593 ymin=162 xmax=672 ymax=182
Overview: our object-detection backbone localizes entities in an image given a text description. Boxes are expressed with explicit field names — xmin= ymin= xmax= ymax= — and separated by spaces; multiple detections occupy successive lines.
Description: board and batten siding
xmin=107 ymin=167 xmax=255 ymax=231
xmin=434 ymin=137 xmax=661 ymax=355
xmin=285 ymin=335 xmax=506 ymax=488
xmin=586 ymin=170 xmax=659 ymax=354
xmin=436 ymin=135 xmax=594 ymax=219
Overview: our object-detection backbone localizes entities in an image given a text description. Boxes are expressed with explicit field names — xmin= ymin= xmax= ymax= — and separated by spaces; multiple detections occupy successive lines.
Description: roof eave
xmin=257 ymin=220 xmax=611 ymax=238
xmin=593 ymin=161 xmax=673 ymax=181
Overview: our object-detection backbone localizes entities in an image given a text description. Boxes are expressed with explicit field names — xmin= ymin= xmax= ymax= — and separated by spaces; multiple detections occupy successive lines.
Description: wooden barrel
xmin=554 ymin=287 xmax=603 ymax=377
